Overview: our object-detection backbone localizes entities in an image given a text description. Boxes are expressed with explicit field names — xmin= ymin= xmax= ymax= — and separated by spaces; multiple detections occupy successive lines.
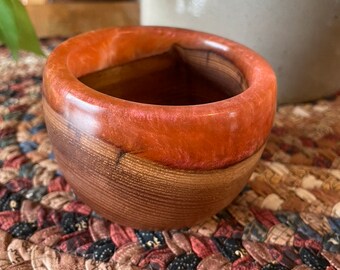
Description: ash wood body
xmin=44 ymin=99 xmax=264 ymax=229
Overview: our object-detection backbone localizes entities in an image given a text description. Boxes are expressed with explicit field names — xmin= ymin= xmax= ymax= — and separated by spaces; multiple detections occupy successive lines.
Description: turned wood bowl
xmin=43 ymin=26 xmax=276 ymax=229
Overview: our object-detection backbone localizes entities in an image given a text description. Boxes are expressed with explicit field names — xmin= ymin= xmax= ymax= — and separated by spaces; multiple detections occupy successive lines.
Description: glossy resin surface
xmin=43 ymin=27 xmax=276 ymax=170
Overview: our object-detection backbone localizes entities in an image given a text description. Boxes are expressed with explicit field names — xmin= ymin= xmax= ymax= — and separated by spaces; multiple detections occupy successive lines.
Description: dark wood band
xmin=43 ymin=99 xmax=264 ymax=229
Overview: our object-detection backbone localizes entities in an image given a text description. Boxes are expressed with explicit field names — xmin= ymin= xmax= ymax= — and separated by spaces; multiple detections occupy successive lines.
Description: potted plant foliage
xmin=0 ymin=0 xmax=43 ymax=59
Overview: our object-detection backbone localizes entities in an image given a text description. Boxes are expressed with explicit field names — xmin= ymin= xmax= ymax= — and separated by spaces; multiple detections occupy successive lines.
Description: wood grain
xmin=43 ymin=99 xmax=264 ymax=229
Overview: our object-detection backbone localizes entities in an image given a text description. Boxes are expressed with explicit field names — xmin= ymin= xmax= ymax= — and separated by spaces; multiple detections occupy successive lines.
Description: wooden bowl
xmin=43 ymin=26 xmax=276 ymax=229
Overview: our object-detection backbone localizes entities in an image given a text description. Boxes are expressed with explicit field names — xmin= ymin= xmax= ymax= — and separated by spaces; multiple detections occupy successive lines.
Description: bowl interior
xmin=79 ymin=45 xmax=248 ymax=106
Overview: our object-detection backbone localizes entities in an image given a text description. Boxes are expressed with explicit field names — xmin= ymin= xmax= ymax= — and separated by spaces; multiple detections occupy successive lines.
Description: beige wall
xmin=141 ymin=0 xmax=340 ymax=104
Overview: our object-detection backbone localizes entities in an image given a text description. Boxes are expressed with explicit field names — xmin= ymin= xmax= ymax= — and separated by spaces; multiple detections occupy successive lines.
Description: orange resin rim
xmin=43 ymin=26 xmax=277 ymax=170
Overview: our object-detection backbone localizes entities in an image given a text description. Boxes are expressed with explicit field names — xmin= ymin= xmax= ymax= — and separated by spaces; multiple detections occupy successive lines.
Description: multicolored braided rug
xmin=0 ymin=40 xmax=339 ymax=270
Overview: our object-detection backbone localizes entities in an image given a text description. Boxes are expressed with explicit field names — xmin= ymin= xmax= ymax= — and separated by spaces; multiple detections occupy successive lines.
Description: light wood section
xmin=25 ymin=2 xmax=139 ymax=37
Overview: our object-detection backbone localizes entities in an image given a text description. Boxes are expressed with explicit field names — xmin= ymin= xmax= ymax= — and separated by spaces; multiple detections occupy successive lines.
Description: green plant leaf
xmin=0 ymin=0 xmax=20 ymax=59
xmin=0 ymin=26 xmax=6 ymax=46
xmin=0 ymin=0 xmax=44 ymax=59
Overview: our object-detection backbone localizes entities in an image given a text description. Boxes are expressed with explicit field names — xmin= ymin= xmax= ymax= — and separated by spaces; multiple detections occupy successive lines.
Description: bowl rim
xmin=43 ymin=26 xmax=276 ymax=112
xmin=43 ymin=26 xmax=277 ymax=170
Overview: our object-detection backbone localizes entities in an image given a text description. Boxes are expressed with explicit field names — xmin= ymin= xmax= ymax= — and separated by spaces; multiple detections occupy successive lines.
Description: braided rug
xmin=0 ymin=41 xmax=339 ymax=270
